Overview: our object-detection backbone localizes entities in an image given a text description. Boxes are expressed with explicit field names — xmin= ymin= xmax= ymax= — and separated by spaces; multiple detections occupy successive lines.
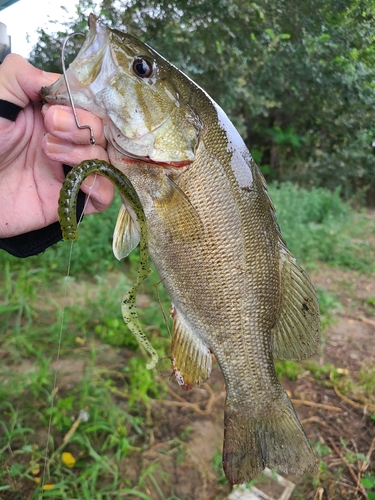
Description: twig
xmin=342 ymin=313 xmax=375 ymax=327
xmin=62 ymin=416 xmax=81 ymax=443
xmin=359 ymin=437 xmax=375 ymax=474
xmin=313 ymin=487 xmax=324 ymax=500
xmin=327 ymin=459 xmax=345 ymax=468
xmin=328 ymin=437 xmax=368 ymax=498
xmin=167 ymin=386 xmax=188 ymax=403
xmin=334 ymin=386 xmax=375 ymax=413
xmin=352 ymin=439 xmax=363 ymax=478
xmin=301 ymin=416 xmax=329 ymax=426
xmin=291 ymin=398 xmax=342 ymax=412
xmin=366 ymin=438 xmax=375 ymax=461
xmin=327 ymin=477 xmax=359 ymax=493
xmin=163 ymin=384 xmax=225 ymax=414
xmin=156 ymin=398 xmax=208 ymax=415
xmin=203 ymin=383 xmax=225 ymax=412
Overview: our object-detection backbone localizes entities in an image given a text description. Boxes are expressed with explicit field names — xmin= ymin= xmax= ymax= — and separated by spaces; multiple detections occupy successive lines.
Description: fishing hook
xmin=61 ymin=32 xmax=95 ymax=145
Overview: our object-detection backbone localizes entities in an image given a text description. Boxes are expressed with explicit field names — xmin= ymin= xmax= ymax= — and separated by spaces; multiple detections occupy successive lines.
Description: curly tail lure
xmin=58 ymin=159 xmax=158 ymax=369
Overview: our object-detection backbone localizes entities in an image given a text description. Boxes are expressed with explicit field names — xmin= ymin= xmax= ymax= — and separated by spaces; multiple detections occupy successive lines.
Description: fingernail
xmin=53 ymin=108 xmax=74 ymax=132
xmin=45 ymin=134 xmax=73 ymax=154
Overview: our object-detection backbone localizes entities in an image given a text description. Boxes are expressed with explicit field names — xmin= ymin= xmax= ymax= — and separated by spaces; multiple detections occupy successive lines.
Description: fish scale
xmin=42 ymin=13 xmax=320 ymax=485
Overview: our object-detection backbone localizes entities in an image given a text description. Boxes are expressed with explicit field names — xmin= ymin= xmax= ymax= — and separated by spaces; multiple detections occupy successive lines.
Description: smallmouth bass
xmin=42 ymin=14 xmax=320 ymax=484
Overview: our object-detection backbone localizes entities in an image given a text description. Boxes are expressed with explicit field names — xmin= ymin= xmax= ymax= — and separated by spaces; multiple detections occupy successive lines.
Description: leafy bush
xmin=269 ymin=183 xmax=374 ymax=271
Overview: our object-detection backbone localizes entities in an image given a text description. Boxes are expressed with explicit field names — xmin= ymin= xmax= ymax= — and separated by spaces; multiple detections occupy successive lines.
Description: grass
xmin=268 ymin=182 xmax=375 ymax=273
xmin=1 ymin=184 xmax=374 ymax=498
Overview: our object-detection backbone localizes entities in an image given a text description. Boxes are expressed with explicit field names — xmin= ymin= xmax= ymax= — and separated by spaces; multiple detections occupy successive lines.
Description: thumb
xmin=0 ymin=54 xmax=60 ymax=107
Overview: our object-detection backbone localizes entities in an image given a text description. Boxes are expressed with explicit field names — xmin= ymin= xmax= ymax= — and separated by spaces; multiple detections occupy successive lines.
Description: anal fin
xmin=271 ymin=247 xmax=320 ymax=360
xmin=170 ymin=305 xmax=212 ymax=390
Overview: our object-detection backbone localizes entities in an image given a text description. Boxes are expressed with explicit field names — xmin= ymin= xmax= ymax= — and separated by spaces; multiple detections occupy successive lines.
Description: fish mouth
xmin=40 ymin=14 xmax=112 ymax=114
xmin=110 ymin=132 xmax=192 ymax=169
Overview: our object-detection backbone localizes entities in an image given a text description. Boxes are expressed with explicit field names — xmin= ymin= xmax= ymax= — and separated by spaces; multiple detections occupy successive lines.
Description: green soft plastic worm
xmin=59 ymin=159 xmax=158 ymax=370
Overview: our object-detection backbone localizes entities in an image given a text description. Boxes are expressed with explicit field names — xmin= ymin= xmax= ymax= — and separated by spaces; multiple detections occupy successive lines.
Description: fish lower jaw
xmin=40 ymin=91 xmax=70 ymax=107
xmin=117 ymin=153 xmax=191 ymax=169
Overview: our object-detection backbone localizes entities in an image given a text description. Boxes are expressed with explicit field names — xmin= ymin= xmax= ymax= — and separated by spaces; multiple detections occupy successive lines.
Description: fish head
xmin=42 ymin=14 xmax=201 ymax=166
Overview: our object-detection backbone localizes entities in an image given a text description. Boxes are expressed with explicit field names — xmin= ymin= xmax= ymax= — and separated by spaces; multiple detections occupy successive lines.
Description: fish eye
xmin=132 ymin=58 xmax=154 ymax=78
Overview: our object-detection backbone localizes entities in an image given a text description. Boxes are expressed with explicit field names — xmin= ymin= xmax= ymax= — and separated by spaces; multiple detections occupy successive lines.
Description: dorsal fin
xmin=271 ymin=247 xmax=320 ymax=360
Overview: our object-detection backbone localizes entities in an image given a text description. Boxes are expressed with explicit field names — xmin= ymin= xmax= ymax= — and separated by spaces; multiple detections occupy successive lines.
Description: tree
xmin=30 ymin=0 xmax=375 ymax=204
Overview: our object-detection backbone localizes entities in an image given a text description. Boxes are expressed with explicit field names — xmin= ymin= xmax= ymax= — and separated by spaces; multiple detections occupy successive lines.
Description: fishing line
xmin=41 ymin=240 xmax=74 ymax=490
xmin=41 ymin=32 xmax=96 ymax=491
xmin=41 ymin=181 xmax=96 ymax=490
xmin=155 ymin=279 xmax=172 ymax=339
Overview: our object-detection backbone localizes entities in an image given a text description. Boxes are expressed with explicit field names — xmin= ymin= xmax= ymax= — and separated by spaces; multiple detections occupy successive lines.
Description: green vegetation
xmin=1 ymin=185 xmax=374 ymax=498
xmin=1 ymin=0 xmax=374 ymax=494
xmin=10 ymin=0 xmax=374 ymax=495
xmin=361 ymin=475 xmax=375 ymax=500
xmin=269 ymin=183 xmax=375 ymax=273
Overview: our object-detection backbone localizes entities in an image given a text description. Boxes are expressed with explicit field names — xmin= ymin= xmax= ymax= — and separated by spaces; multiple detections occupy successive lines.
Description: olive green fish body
xmin=109 ymin=107 xmax=316 ymax=482
xmin=42 ymin=15 xmax=320 ymax=484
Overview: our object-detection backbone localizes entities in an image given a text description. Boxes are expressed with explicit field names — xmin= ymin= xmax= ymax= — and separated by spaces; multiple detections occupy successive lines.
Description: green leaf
xmin=361 ymin=475 xmax=375 ymax=489
xmin=9 ymin=464 xmax=23 ymax=477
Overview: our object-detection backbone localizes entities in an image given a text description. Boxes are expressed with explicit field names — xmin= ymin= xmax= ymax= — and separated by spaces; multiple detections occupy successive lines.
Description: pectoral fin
xmin=171 ymin=306 xmax=212 ymax=390
xmin=271 ymin=247 xmax=320 ymax=360
xmin=153 ymin=175 xmax=204 ymax=242
xmin=113 ymin=197 xmax=141 ymax=261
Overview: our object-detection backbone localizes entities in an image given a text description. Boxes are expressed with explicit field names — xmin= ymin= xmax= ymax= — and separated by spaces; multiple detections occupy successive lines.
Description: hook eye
xmin=61 ymin=33 xmax=95 ymax=146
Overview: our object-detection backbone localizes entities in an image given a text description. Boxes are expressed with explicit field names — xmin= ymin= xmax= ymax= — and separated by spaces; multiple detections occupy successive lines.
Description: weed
xmin=1 ymin=184 xmax=374 ymax=498
xmin=361 ymin=475 xmax=375 ymax=500
xmin=269 ymin=183 xmax=375 ymax=273
xmin=315 ymin=286 xmax=343 ymax=330
xmin=314 ymin=441 xmax=332 ymax=458
xmin=212 ymin=449 xmax=228 ymax=485
xmin=275 ymin=360 xmax=302 ymax=381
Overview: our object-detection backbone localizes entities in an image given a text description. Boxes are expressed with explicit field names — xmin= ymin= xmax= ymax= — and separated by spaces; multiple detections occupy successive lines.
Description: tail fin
xmin=223 ymin=394 xmax=316 ymax=485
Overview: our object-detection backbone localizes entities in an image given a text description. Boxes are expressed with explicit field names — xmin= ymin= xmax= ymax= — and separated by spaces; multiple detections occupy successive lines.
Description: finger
xmin=42 ymin=134 xmax=114 ymax=214
xmin=0 ymin=54 xmax=59 ymax=107
xmin=43 ymin=105 xmax=107 ymax=148
xmin=80 ymin=174 xmax=115 ymax=214
xmin=43 ymin=133 xmax=109 ymax=165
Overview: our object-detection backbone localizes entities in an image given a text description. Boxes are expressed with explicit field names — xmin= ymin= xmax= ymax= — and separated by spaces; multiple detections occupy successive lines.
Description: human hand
xmin=0 ymin=54 xmax=114 ymax=239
